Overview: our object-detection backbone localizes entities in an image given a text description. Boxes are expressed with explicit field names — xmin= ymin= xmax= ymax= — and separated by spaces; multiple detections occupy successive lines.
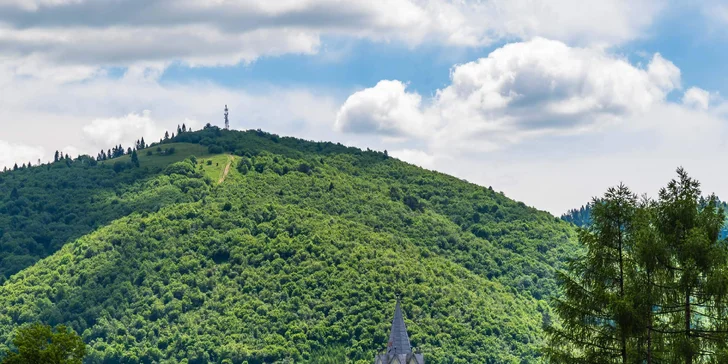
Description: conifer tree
xmin=548 ymin=169 xmax=728 ymax=363
xmin=546 ymin=184 xmax=639 ymax=363
xmin=130 ymin=150 xmax=139 ymax=167
xmin=54 ymin=151 xmax=60 ymax=162
xmin=652 ymin=168 xmax=728 ymax=363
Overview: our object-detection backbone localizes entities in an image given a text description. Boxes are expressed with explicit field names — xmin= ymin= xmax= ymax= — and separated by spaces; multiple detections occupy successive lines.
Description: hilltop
xmin=0 ymin=127 xmax=577 ymax=363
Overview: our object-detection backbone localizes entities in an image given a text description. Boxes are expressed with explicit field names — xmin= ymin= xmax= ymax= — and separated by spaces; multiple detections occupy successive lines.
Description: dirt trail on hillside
xmin=218 ymin=155 xmax=234 ymax=184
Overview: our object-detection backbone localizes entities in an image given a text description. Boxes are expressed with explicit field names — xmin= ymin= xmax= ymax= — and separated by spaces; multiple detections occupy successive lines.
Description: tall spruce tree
xmin=652 ymin=168 xmax=728 ymax=363
xmin=546 ymin=184 xmax=639 ymax=363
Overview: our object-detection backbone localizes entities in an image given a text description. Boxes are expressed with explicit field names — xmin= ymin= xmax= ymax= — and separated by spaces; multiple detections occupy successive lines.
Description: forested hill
xmin=0 ymin=126 xmax=577 ymax=363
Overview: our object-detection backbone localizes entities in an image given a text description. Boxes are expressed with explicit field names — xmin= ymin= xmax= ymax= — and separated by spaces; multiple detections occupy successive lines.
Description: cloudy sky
xmin=2 ymin=0 xmax=728 ymax=215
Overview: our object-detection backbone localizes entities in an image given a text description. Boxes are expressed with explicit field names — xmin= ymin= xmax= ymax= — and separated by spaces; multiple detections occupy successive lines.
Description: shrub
xmin=208 ymin=145 xmax=224 ymax=154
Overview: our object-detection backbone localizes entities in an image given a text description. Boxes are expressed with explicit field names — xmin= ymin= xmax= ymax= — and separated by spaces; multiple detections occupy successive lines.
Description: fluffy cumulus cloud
xmin=682 ymin=87 xmax=712 ymax=110
xmin=336 ymin=38 xmax=682 ymax=150
xmin=0 ymin=0 xmax=663 ymax=79
xmin=330 ymin=36 xmax=728 ymax=215
xmin=335 ymin=80 xmax=427 ymax=137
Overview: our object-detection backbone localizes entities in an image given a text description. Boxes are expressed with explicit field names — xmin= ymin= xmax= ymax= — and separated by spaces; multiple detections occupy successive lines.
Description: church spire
xmin=387 ymin=298 xmax=412 ymax=355
xmin=375 ymin=298 xmax=424 ymax=364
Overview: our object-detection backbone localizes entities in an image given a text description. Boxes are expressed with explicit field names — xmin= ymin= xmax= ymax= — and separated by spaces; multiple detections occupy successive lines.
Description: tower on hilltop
xmin=224 ymin=105 xmax=229 ymax=129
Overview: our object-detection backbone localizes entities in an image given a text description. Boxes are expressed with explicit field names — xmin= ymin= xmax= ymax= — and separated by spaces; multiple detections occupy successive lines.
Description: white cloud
xmin=331 ymin=38 xmax=728 ymax=215
xmin=702 ymin=2 xmax=728 ymax=27
xmin=682 ymin=87 xmax=711 ymax=110
xmin=0 ymin=64 xmax=341 ymax=165
xmin=0 ymin=140 xmax=45 ymax=170
xmin=390 ymin=149 xmax=437 ymax=169
xmin=337 ymin=38 xmax=682 ymax=151
xmin=0 ymin=0 xmax=663 ymax=78
xmin=82 ymin=110 xmax=162 ymax=150
xmin=334 ymin=80 xmax=428 ymax=138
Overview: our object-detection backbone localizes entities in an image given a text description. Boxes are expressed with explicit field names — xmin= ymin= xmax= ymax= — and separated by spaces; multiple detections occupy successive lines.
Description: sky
xmin=2 ymin=0 xmax=728 ymax=215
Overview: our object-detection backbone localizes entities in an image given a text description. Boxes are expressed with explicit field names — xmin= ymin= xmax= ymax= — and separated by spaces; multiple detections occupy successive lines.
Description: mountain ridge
xmin=0 ymin=127 xmax=577 ymax=363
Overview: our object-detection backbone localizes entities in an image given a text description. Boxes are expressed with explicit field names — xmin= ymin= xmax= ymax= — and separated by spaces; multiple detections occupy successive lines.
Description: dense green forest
xmin=0 ymin=126 xmax=578 ymax=363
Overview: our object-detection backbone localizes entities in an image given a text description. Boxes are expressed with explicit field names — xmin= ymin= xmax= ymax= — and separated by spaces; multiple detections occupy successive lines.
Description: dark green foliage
xmin=546 ymin=185 xmax=638 ymax=363
xmin=130 ymin=150 xmax=139 ymax=168
xmin=0 ymin=155 xmax=200 ymax=281
xmin=547 ymin=169 xmax=728 ymax=363
xmin=0 ymin=128 xmax=579 ymax=363
xmin=403 ymin=195 xmax=424 ymax=212
xmin=1 ymin=323 xmax=85 ymax=364
xmin=560 ymin=204 xmax=592 ymax=227
xmin=208 ymin=145 xmax=224 ymax=154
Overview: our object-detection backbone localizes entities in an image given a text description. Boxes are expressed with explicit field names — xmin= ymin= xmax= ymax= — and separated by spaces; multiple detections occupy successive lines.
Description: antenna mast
xmin=224 ymin=105 xmax=229 ymax=129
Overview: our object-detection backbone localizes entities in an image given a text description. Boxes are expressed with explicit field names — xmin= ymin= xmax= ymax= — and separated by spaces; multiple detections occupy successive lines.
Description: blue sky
xmin=160 ymin=38 xmax=489 ymax=95
xmin=1 ymin=0 xmax=728 ymax=214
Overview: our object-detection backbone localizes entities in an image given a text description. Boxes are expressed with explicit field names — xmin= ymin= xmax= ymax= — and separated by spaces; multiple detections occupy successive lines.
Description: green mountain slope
xmin=0 ymin=127 xmax=577 ymax=363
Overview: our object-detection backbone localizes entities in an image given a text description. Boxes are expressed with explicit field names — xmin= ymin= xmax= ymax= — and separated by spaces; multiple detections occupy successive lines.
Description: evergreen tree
xmin=130 ymin=150 xmax=139 ymax=168
xmin=140 ymin=137 xmax=146 ymax=149
xmin=164 ymin=131 xmax=169 ymax=141
xmin=54 ymin=151 xmax=60 ymax=162
xmin=13 ymin=163 xmax=18 ymax=171
xmin=653 ymin=168 xmax=728 ymax=363
xmin=548 ymin=169 xmax=728 ymax=363
xmin=547 ymin=184 xmax=639 ymax=363
xmin=182 ymin=124 xmax=187 ymax=133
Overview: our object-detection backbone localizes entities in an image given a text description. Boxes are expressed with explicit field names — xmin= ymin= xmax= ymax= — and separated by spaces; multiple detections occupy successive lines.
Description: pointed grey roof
xmin=387 ymin=298 xmax=412 ymax=355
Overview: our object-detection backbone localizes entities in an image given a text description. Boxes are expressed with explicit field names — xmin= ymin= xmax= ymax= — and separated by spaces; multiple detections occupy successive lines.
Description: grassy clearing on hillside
xmin=110 ymin=143 xmax=211 ymax=169
xmin=197 ymin=154 xmax=236 ymax=183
